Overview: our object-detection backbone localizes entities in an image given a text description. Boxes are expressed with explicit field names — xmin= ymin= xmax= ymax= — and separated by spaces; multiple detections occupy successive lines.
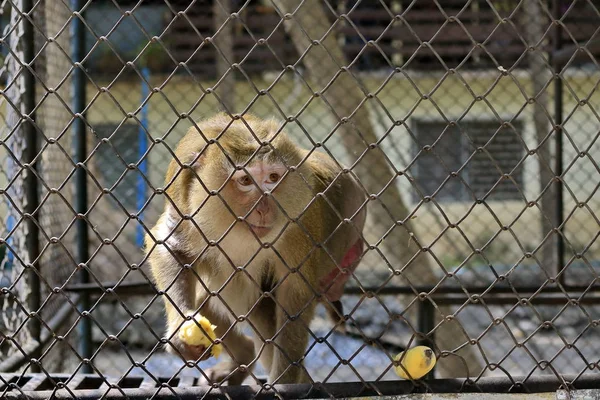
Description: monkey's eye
xmin=268 ymin=173 xmax=280 ymax=183
xmin=237 ymin=175 xmax=253 ymax=186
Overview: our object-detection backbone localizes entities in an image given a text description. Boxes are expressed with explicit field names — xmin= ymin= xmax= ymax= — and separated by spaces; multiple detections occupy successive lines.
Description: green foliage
xmin=135 ymin=40 xmax=171 ymax=71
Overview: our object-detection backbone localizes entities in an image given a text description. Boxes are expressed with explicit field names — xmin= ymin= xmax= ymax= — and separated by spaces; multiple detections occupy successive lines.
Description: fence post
xmin=552 ymin=0 xmax=565 ymax=283
xmin=22 ymin=0 xmax=41 ymax=374
xmin=70 ymin=0 xmax=92 ymax=373
xmin=417 ymin=300 xmax=435 ymax=379
xmin=136 ymin=67 xmax=150 ymax=248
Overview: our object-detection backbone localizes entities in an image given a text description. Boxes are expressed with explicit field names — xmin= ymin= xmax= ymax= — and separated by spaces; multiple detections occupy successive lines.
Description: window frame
xmin=411 ymin=118 xmax=525 ymax=203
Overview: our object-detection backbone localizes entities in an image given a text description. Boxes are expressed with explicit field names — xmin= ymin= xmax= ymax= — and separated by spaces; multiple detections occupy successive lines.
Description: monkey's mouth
xmin=247 ymin=223 xmax=272 ymax=237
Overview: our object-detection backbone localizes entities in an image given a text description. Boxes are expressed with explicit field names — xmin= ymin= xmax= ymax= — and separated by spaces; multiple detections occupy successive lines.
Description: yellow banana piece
xmin=178 ymin=315 xmax=222 ymax=358
xmin=393 ymin=345 xmax=436 ymax=380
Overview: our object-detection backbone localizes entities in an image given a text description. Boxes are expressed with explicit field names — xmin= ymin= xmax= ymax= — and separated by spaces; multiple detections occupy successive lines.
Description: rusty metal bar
xmin=2 ymin=373 xmax=599 ymax=399
xmin=21 ymin=0 xmax=41 ymax=374
xmin=64 ymin=280 xmax=600 ymax=297
xmin=70 ymin=0 xmax=92 ymax=374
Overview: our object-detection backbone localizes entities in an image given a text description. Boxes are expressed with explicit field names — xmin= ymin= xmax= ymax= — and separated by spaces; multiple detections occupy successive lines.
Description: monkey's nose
xmin=255 ymin=197 xmax=270 ymax=216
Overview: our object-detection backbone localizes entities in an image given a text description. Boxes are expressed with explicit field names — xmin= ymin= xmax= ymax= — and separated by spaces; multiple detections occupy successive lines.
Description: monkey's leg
xmin=198 ymin=299 xmax=256 ymax=386
xmin=270 ymin=278 xmax=316 ymax=384
xmin=247 ymin=296 xmax=276 ymax=375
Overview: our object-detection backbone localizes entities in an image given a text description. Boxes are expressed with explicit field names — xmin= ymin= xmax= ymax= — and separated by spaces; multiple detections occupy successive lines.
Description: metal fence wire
xmin=1 ymin=0 xmax=600 ymax=398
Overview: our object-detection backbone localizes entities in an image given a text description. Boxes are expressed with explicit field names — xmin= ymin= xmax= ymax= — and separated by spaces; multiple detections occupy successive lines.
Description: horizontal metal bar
xmin=64 ymin=282 xmax=158 ymax=296
xmin=64 ymin=281 xmax=600 ymax=299
xmin=1 ymin=373 xmax=599 ymax=399
xmin=437 ymin=296 xmax=600 ymax=305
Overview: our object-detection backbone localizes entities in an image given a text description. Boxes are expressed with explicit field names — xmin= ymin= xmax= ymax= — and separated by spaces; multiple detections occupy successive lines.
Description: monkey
xmin=144 ymin=113 xmax=366 ymax=385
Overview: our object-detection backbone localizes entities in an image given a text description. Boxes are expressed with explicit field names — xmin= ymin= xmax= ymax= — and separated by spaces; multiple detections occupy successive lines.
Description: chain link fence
xmin=1 ymin=0 xmax=600 ymax=398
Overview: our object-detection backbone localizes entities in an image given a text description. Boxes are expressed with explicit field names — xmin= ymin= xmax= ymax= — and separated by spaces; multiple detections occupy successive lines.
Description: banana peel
xmin=393 ymin=345 xmax=436 ymax=380
xmin=178 ymin=314 xmax=222 ymax=358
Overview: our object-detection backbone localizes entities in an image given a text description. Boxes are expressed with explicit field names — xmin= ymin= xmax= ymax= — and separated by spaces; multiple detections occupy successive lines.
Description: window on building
xmin=412 ymin=120 xmax=525 ymax=202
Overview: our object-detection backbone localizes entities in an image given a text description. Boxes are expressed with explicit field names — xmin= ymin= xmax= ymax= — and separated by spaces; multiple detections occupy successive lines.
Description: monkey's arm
xmin=270 ymin=272 xmax=316 ymax=384
xmin=145 ymin=226 xmax=212 ymax=361
xmin=151 ymin=251 xmax=197 ymax=334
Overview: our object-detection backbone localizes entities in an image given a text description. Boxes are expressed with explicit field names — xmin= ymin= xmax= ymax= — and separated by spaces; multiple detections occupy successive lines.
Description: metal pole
xmin=70 ymin=0 xmax=92 ymax=373
xmin=417 ymin=300 xmax=435 ymax=379
xmin=553 ymin=0 xmax=565 ymax=283
xmin=135 ymin=67 xmax=150 ymax=248
xmin=22 ymin=0 xmax=41 ymax=374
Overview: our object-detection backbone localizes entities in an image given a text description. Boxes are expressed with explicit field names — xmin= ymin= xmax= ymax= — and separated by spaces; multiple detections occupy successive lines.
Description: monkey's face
xmin=226 ymin=159 xmax=288 ymax=238
xmin=176 ymin=118 xmax=310 ymax=242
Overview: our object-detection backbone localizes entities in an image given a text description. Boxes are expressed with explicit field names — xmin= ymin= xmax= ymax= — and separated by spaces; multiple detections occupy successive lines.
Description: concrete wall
xmin=0 ymin=68 xmax=597 ymax=279
xmin=80 ymin=70 xmax=600 ymax=273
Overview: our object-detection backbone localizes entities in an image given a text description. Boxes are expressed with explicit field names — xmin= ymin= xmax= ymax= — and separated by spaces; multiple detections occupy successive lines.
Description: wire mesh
xmin=0 ymin=0 xmax=32 ymax=364
xmin=1 ymin=0 xmax=79 ymax=371
xmin=1 ymin=0 xmax=600 ymax=398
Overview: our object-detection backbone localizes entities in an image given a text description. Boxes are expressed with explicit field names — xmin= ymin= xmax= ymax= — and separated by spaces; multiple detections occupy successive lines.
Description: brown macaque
xmin=145 ymin=114 xmax=366 ymax=385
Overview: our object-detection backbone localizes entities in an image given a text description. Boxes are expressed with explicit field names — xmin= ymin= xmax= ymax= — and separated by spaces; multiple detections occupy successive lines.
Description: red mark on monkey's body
xmin=320 ymin=239 xmax=363 ymax=302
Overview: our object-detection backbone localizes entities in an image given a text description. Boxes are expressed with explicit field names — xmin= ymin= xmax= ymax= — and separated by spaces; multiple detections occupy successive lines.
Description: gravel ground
xmin=48 ymin=259 xmax=600 ymax=383
xmin=84 ymin=297 xmax=600 ymax=384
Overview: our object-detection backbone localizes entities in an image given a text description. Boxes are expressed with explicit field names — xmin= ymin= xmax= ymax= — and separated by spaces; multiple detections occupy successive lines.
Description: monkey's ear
xmin=164 ymin=150 xmax=206 ymax=190
xmin=188 ymin=151 xmax=207 ymax=169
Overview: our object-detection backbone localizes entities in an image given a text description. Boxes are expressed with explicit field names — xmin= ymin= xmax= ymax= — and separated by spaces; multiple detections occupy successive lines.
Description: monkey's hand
xmin=177 ymin=315 xmax=222 ymax=360
xmin=393 ymin=346 xmax=436 ymax=380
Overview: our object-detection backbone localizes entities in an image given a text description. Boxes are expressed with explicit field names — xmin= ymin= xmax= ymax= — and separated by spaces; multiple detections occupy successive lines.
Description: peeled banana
xmin=178 ymin=314 xmax=222 ymax=358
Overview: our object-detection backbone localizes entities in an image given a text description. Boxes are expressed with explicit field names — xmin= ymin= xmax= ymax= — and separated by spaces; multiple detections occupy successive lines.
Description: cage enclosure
xmin=1 ymin=0 xmax=600 ymax=398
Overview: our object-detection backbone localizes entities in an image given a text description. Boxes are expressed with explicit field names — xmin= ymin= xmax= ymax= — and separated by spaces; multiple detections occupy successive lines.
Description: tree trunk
xmin=520 ymin=0 xmax=557 ymax=274
xmin=271 ymin=0 xmax=483 ymax=378
xmin=213 ymin=0 xmax=236 ymax=112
